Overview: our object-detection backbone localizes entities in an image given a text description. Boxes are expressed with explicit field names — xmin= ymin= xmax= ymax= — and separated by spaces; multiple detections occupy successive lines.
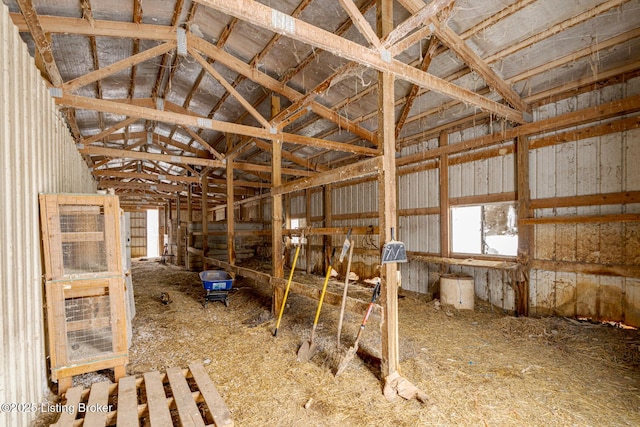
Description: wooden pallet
xmin=52 ymin=363 xmax=234 ymax=427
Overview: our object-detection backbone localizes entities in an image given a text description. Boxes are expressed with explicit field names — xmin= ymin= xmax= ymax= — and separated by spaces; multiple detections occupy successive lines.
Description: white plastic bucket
xmin=440 ymin=274 xmax=475 ymax=310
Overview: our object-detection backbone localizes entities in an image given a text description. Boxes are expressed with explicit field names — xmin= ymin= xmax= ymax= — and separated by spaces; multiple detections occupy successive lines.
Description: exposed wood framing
xmin=57 ymin=93 xmax=378 ymax=156
xmin=271 ymin=95 xmax=284 ymax=314
xmin=193 ymin=0 xmax=527 ymax=124
xmin=272 ymin=156 xmax=382 ymax=196
xmin=202 ymin=175 xmax=209 ymax=270
xmin=516 ymin=136 xmax=531 ymax=316
xmin=397 ymin=94 xmax=640 ymax=166
xmin=439 ymin=131 xmax=449 ymax=258
xmin=227 ymin=155 xmax=236 ymax=265
xmin=396 ymin=0 xmax=531 ymax=114
xmin=63 ymin=42 xmax=177 ymax=93
xmin=189 ymin=47 xmax=270 ymax=128
xmin=16 ymin=0 xmax=62 ymax=86
xmin=338 ymin=0 xmax=383 ymax=50
xmin=377 ymin=0 xmax=399 ymax=384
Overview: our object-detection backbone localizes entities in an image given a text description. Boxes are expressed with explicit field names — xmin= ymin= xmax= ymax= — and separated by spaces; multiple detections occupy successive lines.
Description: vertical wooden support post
xmin=516 ymin=136 xmax=531 ymax=316
xmin=439 ymin=131 xmax=450 ymax=260
xmin=271 ymin=95 xmax=284 ymax=314
xmin=176 ymin=193 xmax=181 ymax=225
xmin=227 ymin=154 xmax=236 ymax=265
xmin=377 ymin=0 xmax=399 ymax=381
xmin=175 ymin=194 xmax=181 ymax=265
xmin=202 ymin=175 xmax=209 ymax=271
xmin=186 ymin=182 xmax=193 ymax=268
xmin=284 ymin=194 xmax=291 ymax=267
xmin=322 ymin=184 xmax=333 ymax=271
xmin=305 ymin=188 xmax=312 ymax=274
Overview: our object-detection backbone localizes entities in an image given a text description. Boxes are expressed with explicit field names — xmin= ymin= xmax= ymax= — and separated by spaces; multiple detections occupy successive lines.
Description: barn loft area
xmin=1 ymin=0 xmax=639 ymax=425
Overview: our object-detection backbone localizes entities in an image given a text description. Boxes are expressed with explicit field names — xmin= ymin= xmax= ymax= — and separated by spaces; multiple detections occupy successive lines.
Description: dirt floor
xmin=41 ymin=258 xmax=640 ymax=426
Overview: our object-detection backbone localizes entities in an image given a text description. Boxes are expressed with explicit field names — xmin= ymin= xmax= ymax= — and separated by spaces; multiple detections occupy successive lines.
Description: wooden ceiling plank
xmin=193 ymin=0 xmax=526 ymax=124
xmin=63 ymin=42 xmax=176 ymax=92
xmin=189 ymin=47 xmax=271 ymax=128
xmin=16 ymin=0 xmax=63 ymax=86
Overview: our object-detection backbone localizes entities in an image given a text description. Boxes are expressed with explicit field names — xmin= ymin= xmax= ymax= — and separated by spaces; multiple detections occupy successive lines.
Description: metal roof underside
xmin=5 ymin=0 xmax=640 ymax=208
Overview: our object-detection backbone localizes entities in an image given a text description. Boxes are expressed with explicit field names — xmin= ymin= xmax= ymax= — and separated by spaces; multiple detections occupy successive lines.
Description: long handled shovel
xmin=335 ymin=280 xmax=381 ymax=377
xmin=273 ymin=238 xmax=302 ymax=337
xmin=297 ymin=249 xmax=335 ymax=362
xmin=336 ymin=230 xmax=354 ymax=346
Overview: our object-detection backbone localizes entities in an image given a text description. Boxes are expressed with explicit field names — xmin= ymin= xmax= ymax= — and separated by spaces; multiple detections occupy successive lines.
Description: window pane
xmin=451 ymin=206 xmax=482 ymax=254
xmin=483 ymin=204 xmax=518 ymax=256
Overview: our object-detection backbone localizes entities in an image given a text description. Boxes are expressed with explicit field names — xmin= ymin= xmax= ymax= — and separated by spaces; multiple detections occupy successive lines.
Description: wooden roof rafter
xmin=15 ymin=0 xmax=62 ymax=87
xmin=193 ymin=0 xmax=527 ymax=124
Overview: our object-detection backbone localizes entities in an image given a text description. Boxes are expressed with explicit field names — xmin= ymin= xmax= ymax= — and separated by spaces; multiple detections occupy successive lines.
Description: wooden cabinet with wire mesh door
xmin=39 ymin=194 xmax=128 ymax=394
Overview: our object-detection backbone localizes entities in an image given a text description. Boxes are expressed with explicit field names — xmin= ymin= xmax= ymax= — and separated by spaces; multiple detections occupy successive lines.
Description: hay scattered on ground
xmin=37 ymin=260 xmax=640 ymax=426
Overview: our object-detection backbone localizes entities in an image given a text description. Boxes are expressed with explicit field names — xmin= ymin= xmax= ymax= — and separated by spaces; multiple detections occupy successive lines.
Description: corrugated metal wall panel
xmin=289 ymin=194 xmax=306 ymax=216
xmin=398 ymin=169 xmax=438 ymax=209
xmin=0 ymin=5 xmax=96 ymax=425
xmin=310 ymin=190 xmax=323 ymax=217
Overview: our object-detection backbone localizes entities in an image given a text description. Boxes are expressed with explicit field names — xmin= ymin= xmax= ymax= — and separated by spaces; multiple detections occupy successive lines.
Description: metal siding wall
xmin=289 ymin=194 xmax=305 ymax=217
xmin=0 ymin=4 xmax=96 ymax=425
xmin=528 ymin=77 xmax=640 ymax=325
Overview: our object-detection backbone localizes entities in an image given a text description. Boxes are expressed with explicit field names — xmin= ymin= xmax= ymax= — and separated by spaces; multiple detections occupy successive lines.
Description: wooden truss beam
xmin=63 ymin=42 xmax=176 ymax=93
xmin=56 ymin=93 xmax=378 ymax=156
xmin=272 ymin=156 xmax=382 ymax=196
xmin=80 ymin=145 xmax=313 ymax=177
xmin=83 ymin=117 xmax=140 ymax=145
xmin=397 ymin=0 xmax=530 ymax=114
xmin=189 ymin=47 xmax=270 ymax=128
xmin=16 ymin=0 xmax=62 ymax=86
xmin=188 ymin=35 xmax=377 ymax=144
xmin=338 ymin=0 xmax=382 ymax=49
xmin=193 ymin=0 xmax=527 ymax=124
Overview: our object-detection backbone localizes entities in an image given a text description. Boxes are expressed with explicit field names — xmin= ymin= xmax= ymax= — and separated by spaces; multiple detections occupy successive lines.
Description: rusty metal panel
xmin=0 ymin=5 xmax=96 ymax=425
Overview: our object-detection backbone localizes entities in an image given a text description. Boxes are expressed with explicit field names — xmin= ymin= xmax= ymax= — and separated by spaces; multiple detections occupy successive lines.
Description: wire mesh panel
xmin=58 ymin=205 xmax=108 ymax=275
xmin=65 ymin=293 xmax=113 ymax=362
xmin=39 ymin=194 xmax=128 ymax=390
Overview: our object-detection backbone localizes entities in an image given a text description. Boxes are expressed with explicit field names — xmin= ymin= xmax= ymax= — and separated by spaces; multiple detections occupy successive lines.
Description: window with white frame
xmin=451 ymin=202 xmax=518 ymax=256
